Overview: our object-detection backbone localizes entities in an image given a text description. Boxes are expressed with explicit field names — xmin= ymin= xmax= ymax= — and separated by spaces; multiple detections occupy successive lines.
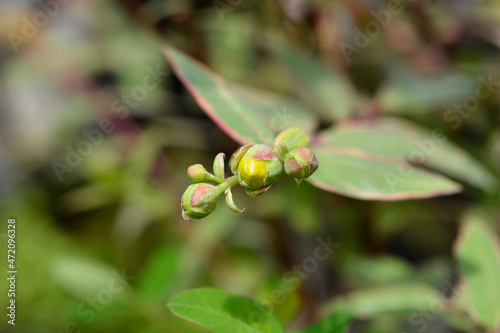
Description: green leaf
xmin=291 ymin=312 xmax=351 ymax=333
xmin=324 ymin=284 xmax=441 ymax=318
xmin=162 ymin=45 xmax=318 ymax=145
xmin=308 ymin=147 xmax=462 ymax=200
xmin=454 ymin=212 xmax=500 ymax=330
xmin=376 ymin=67 xmax=476 ymax=114
xmin=315 ymin=117 xmax=499 ymax=192
xmin=168 ymin=288 xmax=286 ymax=333
xmin=271 ymin=42 xmax=359 ymax=121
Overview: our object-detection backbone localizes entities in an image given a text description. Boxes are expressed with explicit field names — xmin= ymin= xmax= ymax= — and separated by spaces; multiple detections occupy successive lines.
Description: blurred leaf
xmin=271 ymin=41 xmax=359 ymax=121
xmin=136 ymin=245 xmax=182 ymax=300
xmin=256 ymin=278 xmax=302 ymax=325
xmin=414 ymin=257 xmax=453 ymax=288
xmin=454 ymin=211 xmax=500 ymax=330
xmin=162 ymin=45 xmax=318 ymax=145
xmin=51 ymin=256 xmax=131 ymax=301
xmin=291 ymin=312 xmax=351 ymax=333
xmin=205 ymin=13 xmax=256 ymax=81
xmin=308 ymin=147 xmax=462 ymax=200
xmin=376 ymin=68 xmax=476 ymax=114
xmin=315 ymin=117 xmax=499 ymax=192
xmin=175 ymin=208 xmax=245 ymax=292
xmin=262 ymin=180 xmax=322 ymax=234
xmin=324 ymin=284 xmax=440 ymax=318
xmin=342 ymin=256 xmax=414 ymax=288
xmin=168 ymin=288 xmax=286 ymax=333
xmin=442 ymin=310 xmax=483 ymax=333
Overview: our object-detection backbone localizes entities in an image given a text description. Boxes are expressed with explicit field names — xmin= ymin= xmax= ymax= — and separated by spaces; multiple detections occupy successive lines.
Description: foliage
xmin=1 ymin=1 xmax=500 ymax=333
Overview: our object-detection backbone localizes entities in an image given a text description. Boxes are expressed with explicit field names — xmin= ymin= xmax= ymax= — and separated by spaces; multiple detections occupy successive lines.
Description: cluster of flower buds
xmin=181 ymin=128 xmax=319 ymax=220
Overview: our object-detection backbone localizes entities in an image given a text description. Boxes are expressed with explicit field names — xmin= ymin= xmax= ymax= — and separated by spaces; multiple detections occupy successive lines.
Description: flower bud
xmin=274 ymin=128 xmax=310 ymax=150
xmin=284 ymin=148 xmax=319 ymax=185
xmin=187 ymin=164 xmax=208 ymax=183
xmin=181 ymin=183 xmax=221 ymax=220
xmin=233 ymin=144 xmax=283 ymax=196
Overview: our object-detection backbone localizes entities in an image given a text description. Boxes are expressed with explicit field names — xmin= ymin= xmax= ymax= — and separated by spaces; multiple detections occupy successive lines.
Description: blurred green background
xmin=0 ymin=0 xmax=499 ymax=332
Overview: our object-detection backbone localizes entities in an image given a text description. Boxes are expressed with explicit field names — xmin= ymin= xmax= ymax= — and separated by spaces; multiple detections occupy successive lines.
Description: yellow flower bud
xmin=233 ymin=144 xmax=283 ymax=196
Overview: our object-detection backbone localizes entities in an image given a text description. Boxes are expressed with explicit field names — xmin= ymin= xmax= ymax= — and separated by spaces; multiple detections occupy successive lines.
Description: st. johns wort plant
xmin=161 ymin=43 xmax=500 ymax=333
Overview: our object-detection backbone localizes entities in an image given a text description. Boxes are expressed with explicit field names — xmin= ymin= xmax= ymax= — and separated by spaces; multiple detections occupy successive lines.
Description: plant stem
xmin=205 ymin=173 xmax=225 ymax=183
xmin=216 ymin=176 xmax=239 ymax=193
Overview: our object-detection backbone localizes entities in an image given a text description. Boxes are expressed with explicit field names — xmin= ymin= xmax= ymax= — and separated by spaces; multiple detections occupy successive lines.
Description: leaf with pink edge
xmin=162 ymin=45 xmax=318 ymax=145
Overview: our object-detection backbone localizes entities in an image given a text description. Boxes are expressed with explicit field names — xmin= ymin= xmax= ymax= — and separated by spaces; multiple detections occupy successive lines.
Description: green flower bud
xmin=187 ymin=164 xmax=208 ymax=183
xmin=274 ymin=128 xmax=310 ymax=150
xmin=284 ymin=148 xmax=319 ymax=185
xmin=233 ymin=144 xmax=283 ymax=196
xmin=181 ymin=183 xmax=221 ymax=220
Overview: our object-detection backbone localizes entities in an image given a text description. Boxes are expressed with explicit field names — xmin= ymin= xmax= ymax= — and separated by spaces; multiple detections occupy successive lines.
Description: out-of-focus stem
xmin=217 ymin=176 xmax=239 ymax=193
xmin=205 ymin=173 xmax=225 ymax=183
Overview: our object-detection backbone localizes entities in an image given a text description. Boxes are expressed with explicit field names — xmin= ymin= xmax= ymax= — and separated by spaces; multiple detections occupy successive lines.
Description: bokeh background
xmin=1 ymin=0 xmax=500 ymax=332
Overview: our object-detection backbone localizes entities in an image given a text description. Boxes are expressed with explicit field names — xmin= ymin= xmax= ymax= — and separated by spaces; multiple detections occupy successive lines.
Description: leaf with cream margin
xmin=314 ymin=117 xmax=498 ymax=193
xmin=161 ymin=45 xmax=318 ymax=146
xmin=308 ymin=148 xmax=462 ymax=200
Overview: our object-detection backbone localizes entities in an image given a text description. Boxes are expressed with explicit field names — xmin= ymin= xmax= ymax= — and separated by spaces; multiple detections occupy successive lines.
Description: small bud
xmin=187 ymin=164 xmax=207 ymax=183
xmin=181 ymin=183 xmax=221 ymax=220
xmin=230 ymin=144 xmax=254 ymax=174
xmin=233 ymin=144 xmax=283 ymax=196
xmin=274 ymin=128 xmax=311 ymax=150
xmin=284 ymin=148 xmax=319 ymax=185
